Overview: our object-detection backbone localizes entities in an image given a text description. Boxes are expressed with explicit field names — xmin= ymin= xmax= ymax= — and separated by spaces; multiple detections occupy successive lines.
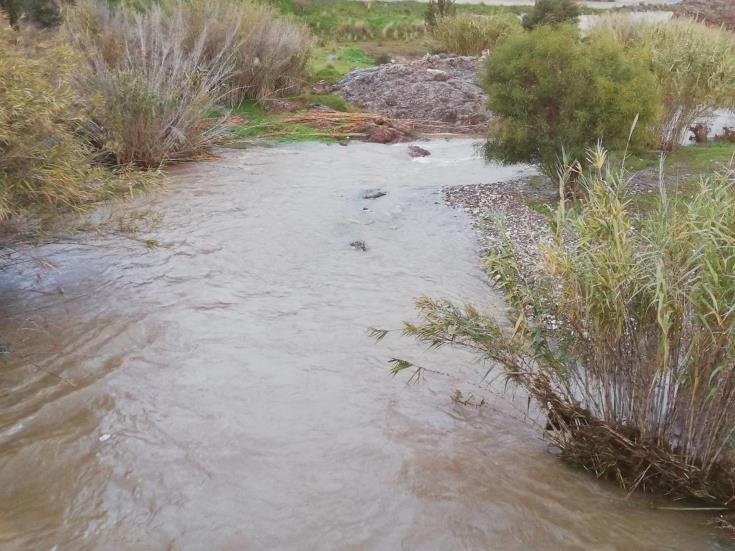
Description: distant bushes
xmin=481 ymin=26 xmax=659 ymax=174
xmin=0 ymin=0 xmax=62 ymax=27
xmin=424 ymin=0 xmax=455 ymax=29
xmin=592 ymin=17 xmax=735 ymax=150
xmin=432 ymin=13 xmax=521 ymax=55
xmin=381 ymin=19 xmax=426 ymax=41
xmin=334 ymin=19 xmax=374 ymax=41
xmin=521 ymin=0 xmax=579 ymax=30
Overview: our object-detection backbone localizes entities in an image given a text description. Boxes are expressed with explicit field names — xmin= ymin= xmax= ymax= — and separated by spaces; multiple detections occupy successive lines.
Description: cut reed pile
xmin=389 ymin=147 xmax=735 ymax=507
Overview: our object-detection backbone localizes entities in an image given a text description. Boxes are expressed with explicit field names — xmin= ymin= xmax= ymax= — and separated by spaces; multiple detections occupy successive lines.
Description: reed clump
xmin=432 ymin=13 xmax=521 ymax=55
xmin=399 ymin=147 xmax=735 ymax=505
xmin=593 ymin=17 xmax=735 ymax=150
xmin=0 ymin=13 xmax=148 ymax=222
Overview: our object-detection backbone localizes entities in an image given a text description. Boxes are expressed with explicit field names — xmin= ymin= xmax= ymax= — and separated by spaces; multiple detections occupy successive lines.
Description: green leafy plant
xmin=481 ymin=26 xmax=660 ymax=176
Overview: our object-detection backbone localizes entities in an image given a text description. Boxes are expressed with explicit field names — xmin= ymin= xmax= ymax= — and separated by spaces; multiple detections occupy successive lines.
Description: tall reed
xmin=398 ymin=148 xmax=735 ymax=503
xmin=0 ymin=12 xmax=135 ymax=221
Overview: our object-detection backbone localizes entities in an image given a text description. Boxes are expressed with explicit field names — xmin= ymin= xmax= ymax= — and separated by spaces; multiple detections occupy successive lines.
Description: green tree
xmin=481 ymin=26 xmax=660 ymax=175
xmin=522 ymin=0 xmax=579 ymax=30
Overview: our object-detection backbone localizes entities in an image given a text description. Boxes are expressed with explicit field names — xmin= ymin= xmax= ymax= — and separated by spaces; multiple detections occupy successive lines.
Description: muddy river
xmin=0 ymin=141 xmax=730 ymax=549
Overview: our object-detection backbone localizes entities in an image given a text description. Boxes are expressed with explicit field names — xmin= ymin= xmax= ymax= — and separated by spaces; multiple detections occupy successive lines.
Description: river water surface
xmin=0 ymin=141 xmax=730 ymax=550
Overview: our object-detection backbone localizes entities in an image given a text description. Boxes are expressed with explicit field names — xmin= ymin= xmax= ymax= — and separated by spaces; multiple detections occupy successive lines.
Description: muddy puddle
xmin=0 ymin=140 xmax=730 ymax=549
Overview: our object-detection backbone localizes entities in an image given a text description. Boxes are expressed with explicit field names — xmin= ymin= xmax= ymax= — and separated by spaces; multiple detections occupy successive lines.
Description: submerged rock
xmin=362 ymin=189 xmax=387 ymax=200
xmin=408 ymin=145 xmax=431 ymax=158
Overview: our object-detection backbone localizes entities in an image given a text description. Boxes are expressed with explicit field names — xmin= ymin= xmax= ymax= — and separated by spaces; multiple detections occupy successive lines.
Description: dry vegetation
xmin=0 ymin=0 xmax=313 ymax=222
xmin=0 ymin=14 xmax=148 ymax=222
xmin=675 ymin=0 xmax=735 ymax=32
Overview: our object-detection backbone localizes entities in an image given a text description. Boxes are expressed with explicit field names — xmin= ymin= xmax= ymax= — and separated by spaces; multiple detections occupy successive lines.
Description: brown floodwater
xmin=0 ymin=140 xmax=730 ymax=550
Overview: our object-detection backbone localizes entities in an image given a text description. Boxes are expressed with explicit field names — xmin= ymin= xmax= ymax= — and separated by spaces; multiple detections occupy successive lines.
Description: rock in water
xmin=362 ymin=189 xmax=387 ymax=200
xmin=408 ymin=145 xmax=431 ymax=158
xmin=350 ymin=240 xmax=367 ymax=251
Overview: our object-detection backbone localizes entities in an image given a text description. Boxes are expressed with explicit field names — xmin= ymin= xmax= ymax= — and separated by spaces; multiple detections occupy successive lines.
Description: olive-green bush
xmin=481 ymin=26 xmax=660 ymax=174
xmin=0 ymin=18 xmax=122 ymax=221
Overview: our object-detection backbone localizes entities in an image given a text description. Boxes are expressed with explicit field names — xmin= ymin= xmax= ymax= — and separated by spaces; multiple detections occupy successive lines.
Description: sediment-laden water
xmin=0 ymin=141 xmax=729 ymax=549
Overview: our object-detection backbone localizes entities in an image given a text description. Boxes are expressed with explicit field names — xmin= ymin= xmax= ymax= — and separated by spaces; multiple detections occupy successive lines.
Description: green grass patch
xmin=309 ymin=46 xmax=375 ymax=82
xmin=623 ymin=143 xmax=735 ymax=175
xmin=304 ymin=94 xmax=352 ymax=111
xmin=275 ymin=0 xmax=526 ymax=40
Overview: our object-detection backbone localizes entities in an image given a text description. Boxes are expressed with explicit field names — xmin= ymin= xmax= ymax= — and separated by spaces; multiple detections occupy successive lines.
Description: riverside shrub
xmin=480 ymin=26 xmax=659 ymax=174
xmin=63 ymin=0 xmax=313 ymax=168
xmin=181 ymin=0 xmax=313 ymax=105
xmin=0 ymin=16 xmax=116 ymax=221
xmin=397 ymin=150 xmax=735 ymax=506
xmin=432 ymin=13 xmax=521 ymax=56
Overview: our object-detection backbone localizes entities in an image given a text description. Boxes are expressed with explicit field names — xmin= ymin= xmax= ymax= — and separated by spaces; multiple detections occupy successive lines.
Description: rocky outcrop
xmin=334 ymin=54 xmax=490 ymax=135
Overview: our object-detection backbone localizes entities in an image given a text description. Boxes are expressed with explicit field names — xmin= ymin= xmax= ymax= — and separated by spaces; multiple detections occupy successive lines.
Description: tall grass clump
xmin=63 ymin=0 xmax=238 ymax=168
xmin=395 ymin=149 xmax=735 ymax=505
xmin=0 ymin=13 xmax=128 ymax=221
xmin=432 ymin=13 xmax=521 ymax=56
xmin=63 ymin=0 xmax=312 ymax=168
xmin=181 ymin=0 xmax=312 ymax=105
xmin=593 ymin=17 xmax=735 ymax=151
